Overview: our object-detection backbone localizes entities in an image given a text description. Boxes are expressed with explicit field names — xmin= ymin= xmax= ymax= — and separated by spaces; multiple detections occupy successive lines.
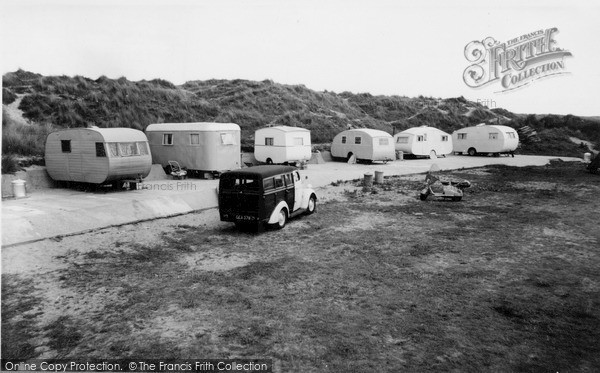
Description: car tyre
xmin=306 ymin=194 xmax=317 ymax=215
xmin=273 ymin=208 xmax=287 ymax=229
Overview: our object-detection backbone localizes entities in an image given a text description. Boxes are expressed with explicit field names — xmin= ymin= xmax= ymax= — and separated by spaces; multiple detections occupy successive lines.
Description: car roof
xmin=222 ymin=165 xmax=298 ymax=178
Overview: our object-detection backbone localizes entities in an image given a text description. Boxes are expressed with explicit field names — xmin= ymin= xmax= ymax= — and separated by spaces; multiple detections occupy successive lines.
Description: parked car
xmin=218 ymin=165 xmax=317 ymax=230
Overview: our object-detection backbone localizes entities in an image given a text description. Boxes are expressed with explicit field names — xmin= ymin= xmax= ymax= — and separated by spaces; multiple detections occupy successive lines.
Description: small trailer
xmin=393 ymin=126 xmax=453 ymax=158
xmin=331 ymin=128 xmax=395 ymax=163
xmin=254 ymin=126 xmax=312 ymax=165
xmin=45 ymin=127 xmax=152 ymax=186
xmin=452 ymin=124 xmax=519 ymax=157
xmin=145 ymin=122 xmax=241 ymax=176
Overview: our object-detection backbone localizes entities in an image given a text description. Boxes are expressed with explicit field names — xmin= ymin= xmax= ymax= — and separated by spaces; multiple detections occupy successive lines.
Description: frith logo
xmin=463 ymin=27 xmax=572 ymax=92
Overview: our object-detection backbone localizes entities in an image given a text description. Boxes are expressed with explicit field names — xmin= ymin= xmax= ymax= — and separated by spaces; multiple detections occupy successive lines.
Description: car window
xmin=263 ymin=177 xmax=274 ymax=190
xmin=221 ymin=176 xmax=258 ymax=190
xmin=294 ymin=171 xmax=300 ymax=182
xmin=274 ymin=175 xmax=284 ymax=188
xmin=284 ymin=173 xmax=292 ymax=186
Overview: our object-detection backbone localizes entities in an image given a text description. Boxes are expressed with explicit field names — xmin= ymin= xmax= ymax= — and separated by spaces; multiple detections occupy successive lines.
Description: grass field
xmin=2 ymin=161 xmax=600 ymax=372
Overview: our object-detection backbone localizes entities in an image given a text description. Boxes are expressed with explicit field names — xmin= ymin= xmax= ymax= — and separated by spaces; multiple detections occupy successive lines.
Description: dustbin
xmin=363 ymin=173 xmax=373 ymax=187
xmin=12 ymin=179 xmax=27 ymax=198
xmin=374 ymin=171 xmax=384 ymax=184
xmin=584 ymin=152 xmax=592 ymax=162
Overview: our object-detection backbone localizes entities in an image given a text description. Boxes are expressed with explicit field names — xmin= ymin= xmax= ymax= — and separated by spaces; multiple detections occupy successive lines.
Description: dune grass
xmin=2 ymin=69 xmax=598 ymax=162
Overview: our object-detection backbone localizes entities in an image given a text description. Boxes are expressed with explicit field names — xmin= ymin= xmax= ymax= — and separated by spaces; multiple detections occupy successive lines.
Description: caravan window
xmin=441 ymin=135 xmax=448 ymax=142
xmin=489 ymin=133 xmax=498 ymax=140
xmin=95 ymin=143 xmax=106 ymax=157
xmin=119 ymin=142 xmax=139 ymax=157
xmin=417 ymin=134 xmax=427 ymax=142
xmin=61 ymin=140 xmax=71 ymax=153
xmin=163 ymin=133 xmax=173 ymax=145
xmin=265 ymin=137 xmax=274 ymax=146
xmin=190 ymin=134 xmax=200 ymax=145
xmin=108 ymin=143 xmax=119 ymax=157
xmin=379 ymin=138 xmax=389 ymax=145
xmin=221 ymin=133 xmax=235 ymax=145
xmin=457 ymin=133 xmax=467 ymax=140
xmin=507 ymin=132 xmax=516 ymax=138
xmin=354 ymin=137 xmax=362 ymax=145
xmin=294 ymin=137 xmax=304 ymax=146
xmin=341 ymin=136 xmax=347 ymax=144
xmin=396 ymin=136 xmax=409 ymax=144
xmin=138 ymin=142 xmax=149 ymax=155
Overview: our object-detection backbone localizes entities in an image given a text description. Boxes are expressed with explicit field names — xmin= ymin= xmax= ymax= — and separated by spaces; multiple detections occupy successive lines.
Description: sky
xmin=1 ymin=0 xmax=599 ymax=116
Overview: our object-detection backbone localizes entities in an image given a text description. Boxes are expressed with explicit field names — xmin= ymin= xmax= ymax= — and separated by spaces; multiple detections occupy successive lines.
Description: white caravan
xmin=452 ymin=124 xmax=519 ymax=156
xmin=393 ymin=126 xmax=453 ymax=158
xmin=254 ymin=126 xmax=312 ymax=164
xmin=331 ymin=128 xmax=395 ymax=163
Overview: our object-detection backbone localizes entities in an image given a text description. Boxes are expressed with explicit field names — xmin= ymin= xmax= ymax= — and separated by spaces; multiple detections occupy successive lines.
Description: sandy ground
xmin=3 ymin=162 xmax=599 ymax=370
xmin=2 ymin=155 xmax=581 ymax=247
xmin=1 ymin=180 xmax=351 ymax=276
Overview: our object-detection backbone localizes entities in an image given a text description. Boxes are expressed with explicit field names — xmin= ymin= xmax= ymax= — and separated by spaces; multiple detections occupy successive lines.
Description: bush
xmin=2 ymin=112 xmax=53 ymax=156
xmin=2 ymin=154 xmax=21 ymax=174
xmin=3 ymin=88 xmax=17 ymax=105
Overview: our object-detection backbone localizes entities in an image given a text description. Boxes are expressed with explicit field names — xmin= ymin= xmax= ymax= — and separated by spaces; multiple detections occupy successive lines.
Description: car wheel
xmin=306 ymin=195 xmax=317 ymax=215
xmin=273 ymin=208 xmax=287 ymax=229
xmin=468 ymin=148 xmax=477 ymax=156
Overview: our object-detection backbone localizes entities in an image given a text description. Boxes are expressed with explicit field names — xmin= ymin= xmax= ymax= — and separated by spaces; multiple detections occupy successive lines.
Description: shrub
xmin=1 ymin=154 xmax=21 ymax=174
xmin=2 ymin=88 xmax=17 ymax=105
xmin=2 ymin=113 xmax=54 ymax=156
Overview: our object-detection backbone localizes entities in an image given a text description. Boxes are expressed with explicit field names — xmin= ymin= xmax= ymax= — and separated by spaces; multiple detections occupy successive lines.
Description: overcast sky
xmin=1 ymin=0 xmax=599 ymax=116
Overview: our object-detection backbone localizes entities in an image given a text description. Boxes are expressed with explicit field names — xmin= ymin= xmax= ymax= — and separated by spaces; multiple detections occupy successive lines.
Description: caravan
xmin=45 ymin=127 xmax=151 ymax=185
xmin=452 ymin=124 xmax=519 ymax=156
xmin=145 ymin=122 xmax=241 ymax=176
xmin=254 ymin=126 xmax=312 ymax=164
xmin=394 ymin=126 xmax=452 ymax=158
xmin=331 ymin=129 xmax=395 ymax=163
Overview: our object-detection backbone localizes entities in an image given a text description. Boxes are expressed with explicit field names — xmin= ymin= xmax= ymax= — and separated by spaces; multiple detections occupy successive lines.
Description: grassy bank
xmin=3 ymin=70 xmax=598 ymax=163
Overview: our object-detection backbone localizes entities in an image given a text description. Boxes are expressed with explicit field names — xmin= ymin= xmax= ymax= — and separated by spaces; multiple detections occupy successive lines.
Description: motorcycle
xmin=419 ymin=172 xmax=471 ymax=201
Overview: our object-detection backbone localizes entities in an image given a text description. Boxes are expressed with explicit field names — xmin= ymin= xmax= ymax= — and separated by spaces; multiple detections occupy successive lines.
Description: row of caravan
xmin=44 ymin=123 xmax=311 ymax=184
xmin=394 ymin=124 xmax=519 ymax=158
xmin=330 ymin=124 xmax=519 ymax=161
xmin=44 ymin=123 xmax=519 ymax=185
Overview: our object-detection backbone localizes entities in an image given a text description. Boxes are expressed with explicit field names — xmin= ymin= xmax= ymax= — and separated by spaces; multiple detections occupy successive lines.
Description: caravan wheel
xmin=468 ymin=148 xmax=477 ymax=156
xmin=266 ymin=158 xmax=273 ymax=165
